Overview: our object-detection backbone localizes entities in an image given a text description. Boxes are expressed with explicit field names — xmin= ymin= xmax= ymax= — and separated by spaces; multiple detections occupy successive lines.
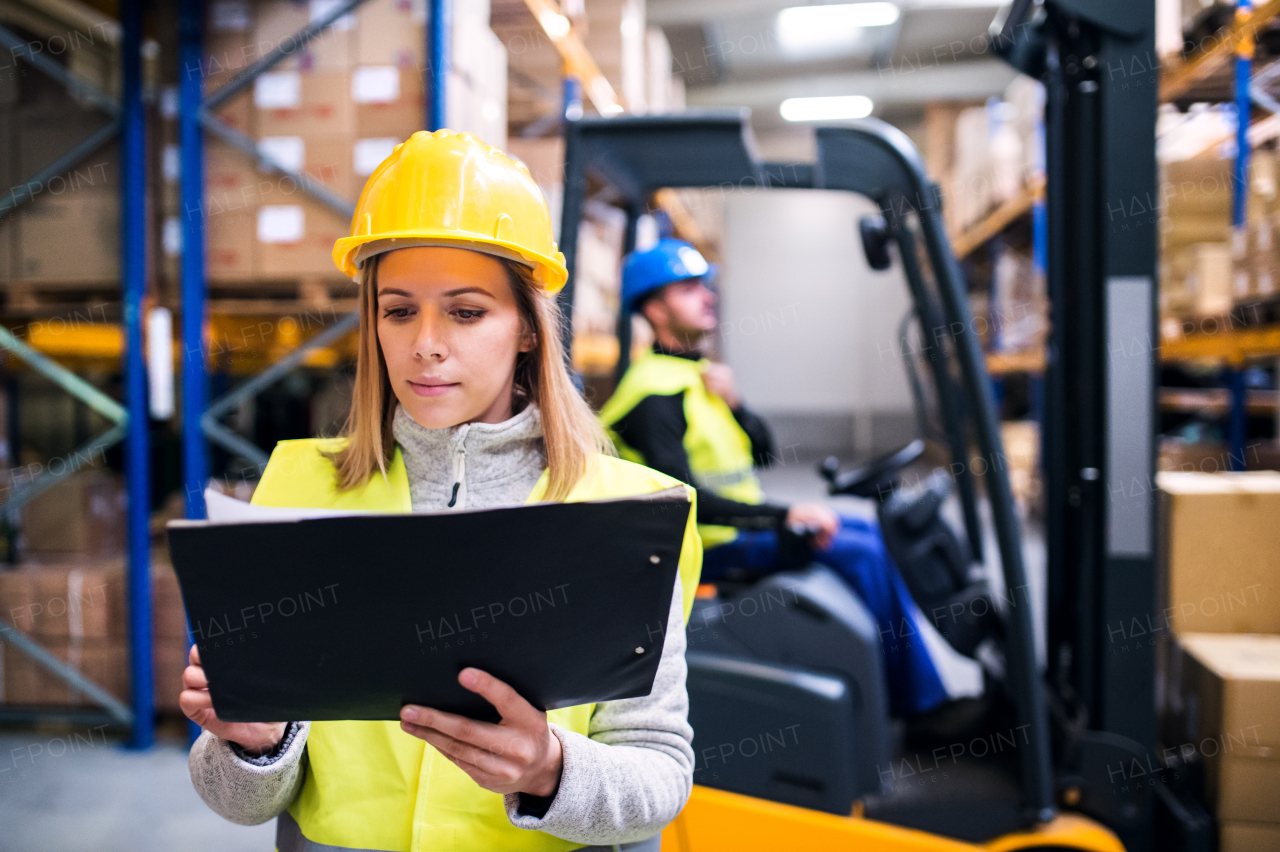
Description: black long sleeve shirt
xmin=611 ymin=348 xmax=790 ymax=531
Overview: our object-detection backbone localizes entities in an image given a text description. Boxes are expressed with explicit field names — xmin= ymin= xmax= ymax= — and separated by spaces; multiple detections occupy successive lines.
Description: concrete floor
xmin=0 ymin=729 xmax=273 ymax=852
xmin=0 ymin=462 xmax=1045 ymax=850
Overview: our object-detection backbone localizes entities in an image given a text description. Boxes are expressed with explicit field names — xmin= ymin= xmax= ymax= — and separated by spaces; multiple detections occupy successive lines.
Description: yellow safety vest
xmin=599 ymin=352 xmax=766 ymax=548
xmin=249 ymin=437 xmax=702 ymax=852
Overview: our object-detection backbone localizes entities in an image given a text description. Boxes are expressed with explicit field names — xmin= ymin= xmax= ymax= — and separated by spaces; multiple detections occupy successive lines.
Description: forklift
xmin=553 ymin=4 xmax=1208 ymax=851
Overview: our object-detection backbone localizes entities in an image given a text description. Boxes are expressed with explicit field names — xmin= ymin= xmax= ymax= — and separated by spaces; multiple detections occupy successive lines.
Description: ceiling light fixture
xmin=776 ymin=2 xmax=901 ymax=55
xmin=780 ymin=94 xmax=875 ymax=122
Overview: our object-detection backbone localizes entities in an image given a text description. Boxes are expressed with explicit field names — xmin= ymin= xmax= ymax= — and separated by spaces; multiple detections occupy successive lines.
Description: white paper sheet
xmin=204 ymin=488 xmax=371 ymax=523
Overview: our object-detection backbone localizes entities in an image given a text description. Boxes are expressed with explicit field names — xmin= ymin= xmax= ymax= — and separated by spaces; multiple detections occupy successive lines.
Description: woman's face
xmin=376 ymin=247 xmax=532 ymax=429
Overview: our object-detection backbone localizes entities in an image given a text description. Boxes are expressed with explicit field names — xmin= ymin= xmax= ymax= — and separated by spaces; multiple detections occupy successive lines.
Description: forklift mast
xmin=994 ymin=0 xmax=1159 ymax=755
xmin=992 ymin=5 xmax=1176 ymax=851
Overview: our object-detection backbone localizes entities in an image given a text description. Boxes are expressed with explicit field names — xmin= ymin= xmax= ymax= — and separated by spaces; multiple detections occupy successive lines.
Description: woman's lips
xmin=408 ymin=380 xmax=459 ymax=398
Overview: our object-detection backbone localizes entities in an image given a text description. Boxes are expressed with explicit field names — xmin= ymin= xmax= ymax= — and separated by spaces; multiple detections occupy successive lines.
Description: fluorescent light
xmin=777 ymin=2 xmax=900 ymax=55
xmin=539 ymin=10 xmax=571 ymax=38
xmin=780 ymin=95 xmax=874 ymax=121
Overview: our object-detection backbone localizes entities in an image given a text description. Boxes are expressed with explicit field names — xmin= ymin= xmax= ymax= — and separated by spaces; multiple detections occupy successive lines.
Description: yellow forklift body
xmin=660 ymin=786 xmax=1125 ymax=852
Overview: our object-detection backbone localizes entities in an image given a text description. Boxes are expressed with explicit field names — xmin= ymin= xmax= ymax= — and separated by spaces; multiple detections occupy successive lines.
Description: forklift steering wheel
xmin=819 ymin=440 xmax=925 ymax=501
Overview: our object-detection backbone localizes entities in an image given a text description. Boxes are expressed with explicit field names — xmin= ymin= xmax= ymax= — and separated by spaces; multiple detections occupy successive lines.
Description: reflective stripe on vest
xmin=599 ymin=352 xmax=765 ymax=548
xmin=252 ymin=440 xmax=702 ymax=852
xmin=277 ymin=811 xmax=379 ymax=852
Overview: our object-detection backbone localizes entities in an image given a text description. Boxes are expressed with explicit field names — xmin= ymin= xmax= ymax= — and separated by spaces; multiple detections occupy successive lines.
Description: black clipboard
xmin=166 ymin=488 xmax=688 ymax=723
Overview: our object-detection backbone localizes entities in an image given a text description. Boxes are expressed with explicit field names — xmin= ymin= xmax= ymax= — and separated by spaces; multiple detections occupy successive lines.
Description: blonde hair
xmin=326 ymin=254 xmax=611 ymax=502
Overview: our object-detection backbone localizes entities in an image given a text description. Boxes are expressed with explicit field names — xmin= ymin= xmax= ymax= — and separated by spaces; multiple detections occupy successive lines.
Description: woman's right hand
xmin=180 ymin=644 xmax=287 ymax=756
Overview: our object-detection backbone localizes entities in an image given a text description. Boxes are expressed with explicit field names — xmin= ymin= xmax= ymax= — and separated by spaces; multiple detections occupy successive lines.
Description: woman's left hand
xmin=400 ymin=668 xmax=564 ymax=797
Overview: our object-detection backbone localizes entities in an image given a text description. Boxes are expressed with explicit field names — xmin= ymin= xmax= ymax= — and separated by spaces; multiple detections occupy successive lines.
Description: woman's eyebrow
xmin=377 ymin=287 xmax=413 ymax=298
xmin=443 ymin=286 xmax=494 ymax=298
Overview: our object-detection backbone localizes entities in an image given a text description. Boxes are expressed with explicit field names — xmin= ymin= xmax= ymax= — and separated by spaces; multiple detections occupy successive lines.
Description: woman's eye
xmin=382 ymin=307 xmax=412 ymax=320
xmin=453 ymin=309 xmax=485 ymax=321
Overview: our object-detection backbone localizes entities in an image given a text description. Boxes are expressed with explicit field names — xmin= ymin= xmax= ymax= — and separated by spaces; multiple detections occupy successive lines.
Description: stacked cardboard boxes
xmin=0 ymin=467 xmax=190 ymax=711
xmin=185 ymin=0 xmax=508 ymax=285
xmin=0 ymin=561 xmax=128 ymax=706
xmin=1157 ymin=472 xmax=1280 ymax=636
xmin=0 ymin=556 xmax=192 ymax=711
xmin=1232 ymin=150 xmax=1280 ymax=303
xmin=1160 ymin=158 xmax=1234 ymax=317
xmin=1164 ymin=635 xmax=1280 ymax=852
xmin=1157 ymin=472 xmax=1280 ymax=852
xmin=1160 ymin=153 xmax=1280 ymax=317
xmin=10 ymin=110 xmax=121 ymax=285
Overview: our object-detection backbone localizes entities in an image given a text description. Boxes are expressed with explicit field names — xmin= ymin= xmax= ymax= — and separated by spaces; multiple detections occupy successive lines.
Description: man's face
xmin=644 ymin=278 xmax=717 ymax=342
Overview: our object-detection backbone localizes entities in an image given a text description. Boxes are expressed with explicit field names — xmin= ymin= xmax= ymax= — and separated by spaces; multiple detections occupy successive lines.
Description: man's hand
xmin=180 ymin=645 xmax=287 ymax=756
xmin=786 ymin=503 xmax=840 ymax=550
xmin=701 ymin=362 xmax=741 ymax=410
xmin=400 ymin=668 xmax=564 ymax=797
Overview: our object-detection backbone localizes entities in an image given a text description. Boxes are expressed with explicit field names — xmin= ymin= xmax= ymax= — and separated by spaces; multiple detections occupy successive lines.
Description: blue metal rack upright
xmin=429 ymin=0 xmax=450 ymax=130
xmin=121 ymin=0 xmax=154 ymax=750
xmin=1231 ymin=0 xmax=1256 ymax=470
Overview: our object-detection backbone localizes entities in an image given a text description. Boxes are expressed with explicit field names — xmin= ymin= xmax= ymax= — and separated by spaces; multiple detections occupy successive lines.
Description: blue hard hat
xmin=621 ymin=239 xmax=717 ymax=313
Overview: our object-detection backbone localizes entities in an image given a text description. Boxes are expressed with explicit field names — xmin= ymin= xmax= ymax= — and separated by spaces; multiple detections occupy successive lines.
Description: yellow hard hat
xmin=332 ymin=129 xmax=568 ymax=291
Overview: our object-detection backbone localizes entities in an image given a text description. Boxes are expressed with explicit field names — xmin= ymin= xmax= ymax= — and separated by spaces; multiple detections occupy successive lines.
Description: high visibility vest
xmin=599 ymin=352 xmax=766 ymax=548
xmin=249 ymin=438 xmax=702 ymax=852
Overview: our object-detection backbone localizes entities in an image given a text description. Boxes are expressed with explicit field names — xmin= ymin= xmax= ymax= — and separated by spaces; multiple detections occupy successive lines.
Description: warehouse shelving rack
xmin=0 ymin=1 xmax=149 ymax=745
xmin=0 ymin=0 xmax=454 ymax=746
xmin=1158 ymin=0 xmax=1280 ymax=470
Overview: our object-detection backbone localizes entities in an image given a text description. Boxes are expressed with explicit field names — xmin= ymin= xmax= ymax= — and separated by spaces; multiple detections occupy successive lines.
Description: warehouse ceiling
xmin=498 ymin=0 xmax=1021 ymax=148
xmin=652 ymin=0 xmax=1018 ymax=129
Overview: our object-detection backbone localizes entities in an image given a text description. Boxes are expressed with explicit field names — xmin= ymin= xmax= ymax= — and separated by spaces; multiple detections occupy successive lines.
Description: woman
xmin=182 ymin=130 xmax=702 ymax=852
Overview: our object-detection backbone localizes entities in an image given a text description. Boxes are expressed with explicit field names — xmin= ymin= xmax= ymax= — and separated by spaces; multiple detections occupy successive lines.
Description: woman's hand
xmin=400 ymin=668 xmax=563 ymax=797
xmin=786 ymin=502 xmax=840 ymax=550
xmin=180 ymin=645 xmax=287 ymax=756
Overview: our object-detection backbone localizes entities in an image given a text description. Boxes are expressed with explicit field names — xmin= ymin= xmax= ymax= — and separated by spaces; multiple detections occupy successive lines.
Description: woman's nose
xmin=413 ymin=314 xmax=449 ymax=360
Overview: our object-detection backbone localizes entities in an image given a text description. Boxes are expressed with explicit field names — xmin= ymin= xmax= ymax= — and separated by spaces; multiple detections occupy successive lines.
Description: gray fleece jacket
xmin=187 ymin=403 xmax=695 ymax=849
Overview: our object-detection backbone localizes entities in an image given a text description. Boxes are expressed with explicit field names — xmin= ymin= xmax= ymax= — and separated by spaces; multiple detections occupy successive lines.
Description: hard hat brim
xmin=333 ymin=231 xmax=568 ymax=293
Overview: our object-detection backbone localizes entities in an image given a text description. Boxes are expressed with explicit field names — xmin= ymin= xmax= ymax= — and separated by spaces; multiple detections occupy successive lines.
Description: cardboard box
xmin=16 ymin=108 xmax=120 ymax=189
xmin=354 ymin=0 xmax=424 ymax=68
xmin=152 ymin=560 xmax=189 ymax=640
xmin=1164 ymin=159 xmax=1235 ymax=218
xmin=257 ymin=70 xmax=355 ymax=138
xmin=302 ymin=134 xmax=357 ymax=200
xmin=1189 ymin=242 xmax=1233 ymax=315
xmin=353 ymin=65 xmax=424 ymax=139
xmin=1157 ymin=472 xmax=1280 ymax=634
xmin=0 ymin=563 xmax=125 ymax=640
xmin=1 ymin=638 xmax=128 ymax=706
xmin=207 ymin=207 xmax=259 ymax=281
xmin=1001 ymin=420 xmax=1041 ymax=514
xmin=20 ymin=470 xmax=125 ymax=558
xmin=255 ymin=0 xmax=354 ymax=72
xmin=206 ymin=138 xmax=264 ymax=216
xmin=14 ymin=190 xmax=119 ymax=283
xmin=1163 ymin=634 xmax=1280 ymax=826
xmin=256 ymin=194 xmax=350 ymax=279
xmin=1221 ymin=821 xmax=1280 ymax=852
xmin=153 ymin=634 xmax=190 ymax=712
xmin=506 ymin=137 xmax=566 ymax=188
